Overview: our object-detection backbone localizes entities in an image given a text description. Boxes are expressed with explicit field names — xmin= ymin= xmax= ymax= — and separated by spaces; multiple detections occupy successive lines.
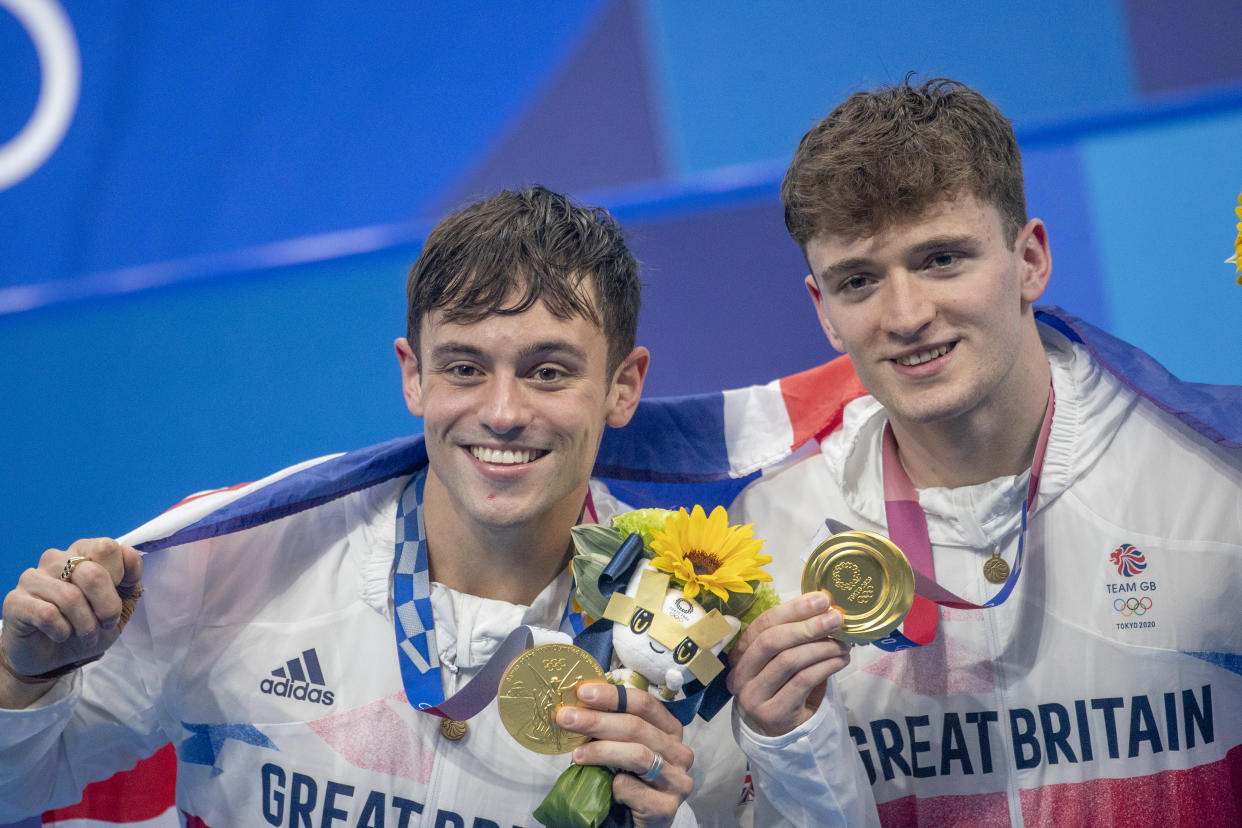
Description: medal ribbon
xmin=392 ymin=468 xmax=584 ymax=718
xmin=874 ymin=383 xmax=1055 ymax=651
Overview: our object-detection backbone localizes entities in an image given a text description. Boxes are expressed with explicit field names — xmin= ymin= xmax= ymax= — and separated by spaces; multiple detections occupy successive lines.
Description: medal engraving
xmin=982 ymin=554 xmax=1010 ymax=584
xmin=831 ymin=560 xmax=877 ymax=606
xmin=439 ymin=719 xmax=468 ymax=741
xmin=803 ymin=530 xmax=915 ymax=643
xmin=498 ymin=643 xmax=605 ymax=755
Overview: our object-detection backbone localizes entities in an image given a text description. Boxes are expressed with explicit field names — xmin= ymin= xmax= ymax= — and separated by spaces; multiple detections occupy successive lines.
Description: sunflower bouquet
xmin=531 ymin=506 xmax=778 ymax=828
xmin=571 ymin=505 xmax=780 ymax=685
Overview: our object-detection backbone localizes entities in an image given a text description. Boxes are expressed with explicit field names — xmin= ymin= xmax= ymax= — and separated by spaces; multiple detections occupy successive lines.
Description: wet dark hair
xmin=405 ymin=186 xmax=641 ymax=375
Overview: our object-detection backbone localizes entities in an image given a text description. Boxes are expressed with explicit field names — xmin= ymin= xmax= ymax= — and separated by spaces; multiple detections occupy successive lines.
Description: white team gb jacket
xmin=0 ymin=445 xmax=877 ymax=827
xmin=730 ymin=323 xmax=1242 ymax=825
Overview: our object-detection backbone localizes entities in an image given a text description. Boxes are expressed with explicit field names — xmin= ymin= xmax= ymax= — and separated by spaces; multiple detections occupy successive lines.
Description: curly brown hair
xmin=782 ymin=77 xmax=1027 ymax=248
xmin=405 ymin=186 xmax=641 ymax=377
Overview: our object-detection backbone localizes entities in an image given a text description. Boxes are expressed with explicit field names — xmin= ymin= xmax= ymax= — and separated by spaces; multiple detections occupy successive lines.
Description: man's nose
xmin=479 ymin=375 xmax=530 ymax=436
xmin=881 ymin=273 xmax=935 ymax=339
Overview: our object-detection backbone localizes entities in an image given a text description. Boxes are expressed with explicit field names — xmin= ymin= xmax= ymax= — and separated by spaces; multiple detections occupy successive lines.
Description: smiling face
xmin=804 ymin=195 xmax=1051 ymax=435
xmin=397 ymin=294 xmax=647 ymax=537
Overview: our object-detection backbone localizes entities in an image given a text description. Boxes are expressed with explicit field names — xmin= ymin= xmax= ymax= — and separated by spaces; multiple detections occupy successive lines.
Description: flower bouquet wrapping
xmin=532 ymin=505 xmax=780 ymax=828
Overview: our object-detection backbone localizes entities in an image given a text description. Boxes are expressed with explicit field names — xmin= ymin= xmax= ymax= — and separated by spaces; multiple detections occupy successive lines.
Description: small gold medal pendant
xmin=982 ymin=553 xmax=1010 ymax=584
xmin=439 ymin=719 xmax=468 ymax=741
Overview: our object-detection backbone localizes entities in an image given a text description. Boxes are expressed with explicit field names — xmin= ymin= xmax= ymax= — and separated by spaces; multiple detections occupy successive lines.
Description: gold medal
xmin=439 ymin=719 xmax=468 ymax=741
xmin=498 ymin=642 xmax=605 ymax=755
xmin=982 ymin=553 xmax=1010 ymax=584
xmin=802 ymin=530 xmax=915 ymax=644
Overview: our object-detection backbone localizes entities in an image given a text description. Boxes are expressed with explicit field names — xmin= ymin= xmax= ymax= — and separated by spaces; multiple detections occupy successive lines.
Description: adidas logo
xmin=259 ymin=648 xmax=336 ymax=706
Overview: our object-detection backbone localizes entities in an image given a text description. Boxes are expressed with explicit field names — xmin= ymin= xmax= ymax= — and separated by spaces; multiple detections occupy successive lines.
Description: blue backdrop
xmin=2 ymin=0 xmax=1241 ymax=594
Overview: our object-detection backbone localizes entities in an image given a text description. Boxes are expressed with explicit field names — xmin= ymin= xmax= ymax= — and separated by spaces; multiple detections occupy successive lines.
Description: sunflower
xmin=1232 ymin=192 xmax=1241 ymax=284
xmin=648 ymin=505 xmax=773 ymax=603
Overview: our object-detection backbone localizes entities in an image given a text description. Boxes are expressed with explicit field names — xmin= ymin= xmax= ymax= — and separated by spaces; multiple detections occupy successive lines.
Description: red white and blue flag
xmin=11 ymin=306 xmax=1242 ymax=827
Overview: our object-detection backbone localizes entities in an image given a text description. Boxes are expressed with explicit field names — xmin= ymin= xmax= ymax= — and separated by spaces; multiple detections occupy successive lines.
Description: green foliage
xmin=533 ymin=763 xmax=616 ymax=828
xmin=608 ymin=508 xmax=674 ymax=550
xmin=724 ymin=582 xmax=782 ymax=652
xmin=569 ymin=524 xmax=626 ymax=619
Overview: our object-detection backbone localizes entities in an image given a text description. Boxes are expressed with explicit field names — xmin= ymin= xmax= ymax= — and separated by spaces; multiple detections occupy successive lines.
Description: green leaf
xmin=569 ymin=524 xmax=627 ymax=619
xmin=725 ymin=582 xmax=782 ymax=652
xmin=533 ymin=763 xmax=616 ymax=828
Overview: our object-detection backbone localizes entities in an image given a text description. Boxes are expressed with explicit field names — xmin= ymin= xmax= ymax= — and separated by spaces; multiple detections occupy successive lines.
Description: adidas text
xmin=260 ymin=677 xmax=335 ymax=706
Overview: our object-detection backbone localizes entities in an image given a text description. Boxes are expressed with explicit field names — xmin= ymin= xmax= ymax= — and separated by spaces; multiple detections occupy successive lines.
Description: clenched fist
xmin=1 ymin=538 xmax=143 ymax=707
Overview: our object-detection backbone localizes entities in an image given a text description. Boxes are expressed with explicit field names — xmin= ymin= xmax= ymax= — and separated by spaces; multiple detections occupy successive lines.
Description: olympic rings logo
xmin=1114 ymin=596 xmax=1153 ymax=616
xmin=831 ymin=561 xmax=861 ymax=589
xmin=0 ymin=0 xmax=80 ymax=190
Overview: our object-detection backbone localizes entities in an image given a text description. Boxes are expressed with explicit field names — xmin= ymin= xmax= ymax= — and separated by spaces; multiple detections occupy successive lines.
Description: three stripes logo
xmin=259 ymin=648 xmax=336 ymax=706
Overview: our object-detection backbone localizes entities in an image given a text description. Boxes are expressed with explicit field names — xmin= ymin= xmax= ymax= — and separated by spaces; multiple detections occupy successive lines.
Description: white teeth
xmin=897 ymin=345 xmax=950 ymax=366
xmin=471 ymin=446 xmax=540 ymax=465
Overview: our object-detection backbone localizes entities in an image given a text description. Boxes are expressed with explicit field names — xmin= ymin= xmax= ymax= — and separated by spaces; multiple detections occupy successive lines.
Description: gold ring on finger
xmin=60 ymin=556 xmax=90 ymax=582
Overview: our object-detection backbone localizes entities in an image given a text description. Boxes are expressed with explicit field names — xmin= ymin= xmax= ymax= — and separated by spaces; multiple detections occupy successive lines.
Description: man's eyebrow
xmin=821 ymin=256 xmax=874 ymax=277
xmin=909 ymin=234 xmax=978 ymax=254
xmin=429 ymin=342 xmax=485 ymax=362
xmin=516 ymin=340 xmax=589 ymax=363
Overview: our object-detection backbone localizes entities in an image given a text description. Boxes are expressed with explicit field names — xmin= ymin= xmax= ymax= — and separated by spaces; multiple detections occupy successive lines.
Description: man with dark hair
xmin=0 ymin=187 xmax=875 ymax=826
xmin=724 ymin=78 xmax=1242 ymax=823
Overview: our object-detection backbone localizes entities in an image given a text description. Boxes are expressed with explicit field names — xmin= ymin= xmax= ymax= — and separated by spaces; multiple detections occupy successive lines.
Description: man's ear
xmin=1016 ymin=218 xmax=1052 ymax=305
xmin=805 ymin=273 xmax=847 ymax=353
xmin=395 ymin=337 xmax=425 ymax=418
xmin=605 ymin=346 xmax=650 ymax=428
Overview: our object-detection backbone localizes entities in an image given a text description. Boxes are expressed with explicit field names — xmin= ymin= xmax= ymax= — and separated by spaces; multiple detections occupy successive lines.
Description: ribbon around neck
xmin=848 ymin=383 xmax=1056 ymax=651
xmin=391 ymin=468 xmax=730 ymax=725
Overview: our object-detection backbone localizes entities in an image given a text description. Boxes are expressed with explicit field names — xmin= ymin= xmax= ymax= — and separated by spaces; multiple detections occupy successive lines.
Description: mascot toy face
xmin=605 ymin=565 xmax=740 ymax=696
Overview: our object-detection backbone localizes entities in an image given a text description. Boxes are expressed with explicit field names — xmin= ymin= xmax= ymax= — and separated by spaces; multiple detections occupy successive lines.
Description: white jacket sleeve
xmin=0 ymin=478 xmax=251 ymax=820
xmin=0 ymin=624 xmax=173 ymax=820
xmin=0 ymin=520 xmax=203 ymax=821
xmin=672 ymin=802 xmax=701 ymax=827
xmin=732 ymin=680 xmax=879 ymax=827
